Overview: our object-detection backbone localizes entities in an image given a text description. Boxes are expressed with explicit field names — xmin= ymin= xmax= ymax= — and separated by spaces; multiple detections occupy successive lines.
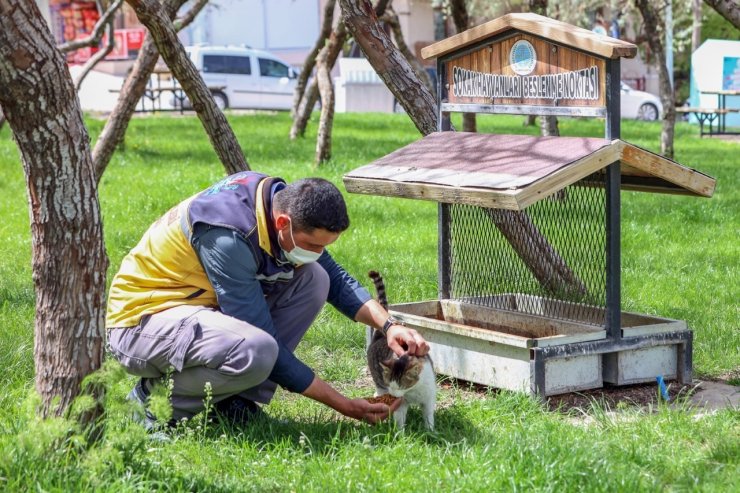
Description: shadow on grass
xmin=192 ymin=403 xmax=490 ymax=453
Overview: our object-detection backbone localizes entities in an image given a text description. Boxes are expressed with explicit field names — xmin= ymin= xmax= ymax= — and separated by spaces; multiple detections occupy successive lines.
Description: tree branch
xmin=292 ymin=0 xmax=336 ymax=118
xmin=381 ymin=7 xmax=434 ymax=95
xmin=125 ymin=0 xmax=249 ymax=174
xmin=703 ymin=0 xmax=740 ymax=29
xmin=74 ymin=18 xmax=116 ymax=90
xmin=94 ymin=0 xmax=205 ymax=179
xmin=58 ymin=0 xmax=123 ymax=53
xmin=339 ymin=0 xmax=437 ymax=136
xmin=173 ymin=0 xmax=209 ymax=30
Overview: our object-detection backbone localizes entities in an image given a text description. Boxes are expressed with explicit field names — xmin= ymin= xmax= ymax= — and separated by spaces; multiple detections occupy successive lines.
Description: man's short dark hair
xmin=273 ymin=178 xmax=350 ymax=233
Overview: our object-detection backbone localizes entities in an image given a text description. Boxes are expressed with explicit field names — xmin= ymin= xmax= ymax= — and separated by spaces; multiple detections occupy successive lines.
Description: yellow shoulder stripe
xmin=255 ymin=178 xmax=273 ymax=257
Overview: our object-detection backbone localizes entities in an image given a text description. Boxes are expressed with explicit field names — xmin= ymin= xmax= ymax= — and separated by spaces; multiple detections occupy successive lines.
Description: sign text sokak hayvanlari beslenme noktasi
xmin=452 ymin=65 xmax=600 ymax=101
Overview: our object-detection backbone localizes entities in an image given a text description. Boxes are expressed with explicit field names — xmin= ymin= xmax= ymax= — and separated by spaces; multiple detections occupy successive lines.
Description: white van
xmin=182 ymin=45 xmax=298 ymax=111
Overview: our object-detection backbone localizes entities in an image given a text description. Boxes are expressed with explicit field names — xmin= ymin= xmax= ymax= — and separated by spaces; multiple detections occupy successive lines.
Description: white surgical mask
xmin=282 ymin=219 xmax=322 ymax=265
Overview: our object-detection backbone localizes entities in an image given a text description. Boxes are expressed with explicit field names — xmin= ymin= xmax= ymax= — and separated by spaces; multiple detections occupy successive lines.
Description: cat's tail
xmin=368 ymin=270 xmax=388 ymax=310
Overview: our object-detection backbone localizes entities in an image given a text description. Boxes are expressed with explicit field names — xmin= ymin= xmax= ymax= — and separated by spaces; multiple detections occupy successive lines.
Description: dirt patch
xmin=547 ymin=381 xmax=697 ymax=412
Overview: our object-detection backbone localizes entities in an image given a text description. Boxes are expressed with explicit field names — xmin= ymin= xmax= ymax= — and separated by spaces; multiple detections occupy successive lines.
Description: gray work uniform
xmin=108 ymin=225 xmax=370 ymax=420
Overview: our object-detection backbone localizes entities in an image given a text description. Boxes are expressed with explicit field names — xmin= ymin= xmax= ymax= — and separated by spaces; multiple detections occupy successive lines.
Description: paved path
xmin=689 ymin=380 xmax=739 ymax=411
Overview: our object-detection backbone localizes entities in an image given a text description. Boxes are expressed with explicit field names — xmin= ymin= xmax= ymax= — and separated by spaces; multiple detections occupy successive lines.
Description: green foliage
xmin=0 ymin=112 xmax=737 ymax=491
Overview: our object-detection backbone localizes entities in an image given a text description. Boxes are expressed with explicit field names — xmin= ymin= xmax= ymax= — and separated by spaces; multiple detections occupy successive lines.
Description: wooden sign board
xmin=444 ymin=33 xmax=606 ymax=115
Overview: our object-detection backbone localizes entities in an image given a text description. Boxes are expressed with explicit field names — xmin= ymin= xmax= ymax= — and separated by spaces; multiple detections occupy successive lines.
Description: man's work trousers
xmin=107 ymin=262 xmax=329 ymax=420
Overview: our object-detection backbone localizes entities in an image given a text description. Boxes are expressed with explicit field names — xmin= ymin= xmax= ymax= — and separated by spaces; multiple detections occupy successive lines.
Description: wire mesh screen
xmin=447 ymin=173 xmax=607 ymax=326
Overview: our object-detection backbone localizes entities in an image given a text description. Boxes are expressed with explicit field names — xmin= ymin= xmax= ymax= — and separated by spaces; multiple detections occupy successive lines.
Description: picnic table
xmin=674 ymin=107 xmax=730 ymax=137
xmin=109 ymin=68 xmax=225 ymax=114
xmin=696 ymin=89 xmax=740 ymax=136
xmin=676 ymin=90 xmax=740 ymax=137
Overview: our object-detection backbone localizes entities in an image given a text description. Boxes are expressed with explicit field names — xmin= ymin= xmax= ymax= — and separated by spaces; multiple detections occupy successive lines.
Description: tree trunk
xmin=528 ymin=0 xmax=559 ymax=136
xmin=692 ymin=0 xmax=703 ymax=53
xmin=339 ymin=0 xmax=438 ymax=135
xmin=485 ymin=209 xmax=587 ymax=298
xmin=0 ymin=104 xmax=5 ymax=131
xmin=0 ymin=2 xmax=108 ymax=424
xmin=291 ymin=79 xmax=320 ymax=140
xmin=315 ymin=40 xmax=335 ymax=165
xmin=291 ymin=23 xmax=347 ymax=141
xmin=381 ymin=7 xmax=434 ymax=95
xmin=703 ymin=0 xmax=740 ymax=29
xmin=292 ymin=0 xmax=336 ymax=119
xmin=126 ymin=0 xmax=248 ymax=174
xmin=92 ymin=0 xmax=207 ymax=180
xmin=636 ymin=0 xmax=676 ymax=158
xmin=449 ymin=0 xmax=476 ymax=132
xmin=539 ymin=114 xmax=560 ymax=136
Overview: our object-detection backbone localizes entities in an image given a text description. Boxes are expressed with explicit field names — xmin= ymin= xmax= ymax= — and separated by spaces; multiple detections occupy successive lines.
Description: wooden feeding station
xmin=344 ymin=13 xmax=717 ymax=397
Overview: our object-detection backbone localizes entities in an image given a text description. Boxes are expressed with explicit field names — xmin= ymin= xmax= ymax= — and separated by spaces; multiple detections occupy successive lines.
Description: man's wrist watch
xmin=381 ymin=316 xmax=405 ymax=336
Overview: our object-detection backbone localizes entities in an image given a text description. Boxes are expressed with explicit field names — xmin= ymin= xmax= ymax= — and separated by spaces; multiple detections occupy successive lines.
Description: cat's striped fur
xmin=366 ymin=270 xmax=436 ymax=430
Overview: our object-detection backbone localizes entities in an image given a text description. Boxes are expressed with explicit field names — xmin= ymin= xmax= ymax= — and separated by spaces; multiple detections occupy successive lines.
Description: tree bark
xmin=0 ymin=104 xmax=5 ymax=131
xmin=291 ymin=79 xmax=320 ymax=140
xmin=381 ymin=7 xmax=434 ymax=95
xmin=485 ymin=209 xmax=587 ymax=298
xmin=539 ymin=113 xmax=560 ymax=136
xmin=292 ymin=0 xmax=336 ymax=119
xmin=291 ymin=23 xmax=347 ymax=141
xmin=692 ymin=0 xmax=703 ymax=53
xmin=125 ymin=0 xmax=248 ymax=174
xmin=339 ymin=0 xmax=438 ymax=135
xmin=635 ymin=0 xmax=676 ymax=158
xmin=449 ymin=0 xmax=476 ymax=132
xmin=528 ymin=0 xmax=559 ymax=137
xmin=92 ymin=0 xmax=207 ymax=180
xmin=315 ymin=36 xmax=336 ymax=165
xmin=0 ymin=1 xmax=108 ymax=423
xmin=703 ymin=0 xmax=740 ymax=29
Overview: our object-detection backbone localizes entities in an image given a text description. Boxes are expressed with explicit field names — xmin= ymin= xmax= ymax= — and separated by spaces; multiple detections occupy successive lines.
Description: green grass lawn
xmin=0 ymin=112 xmax=737 ymax=491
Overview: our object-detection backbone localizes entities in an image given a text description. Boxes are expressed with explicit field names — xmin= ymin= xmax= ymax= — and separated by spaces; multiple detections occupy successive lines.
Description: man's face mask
xmin=282 ymin=218 xmax=322 ymax=265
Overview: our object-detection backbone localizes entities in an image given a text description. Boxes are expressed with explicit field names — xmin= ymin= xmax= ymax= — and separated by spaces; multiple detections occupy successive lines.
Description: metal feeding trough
xmin=345 ymin=13 xmax=716 ymax=397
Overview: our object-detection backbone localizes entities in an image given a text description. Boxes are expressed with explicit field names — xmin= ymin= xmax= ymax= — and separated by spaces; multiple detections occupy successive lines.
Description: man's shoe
xmin=126 ymin=378 xmax=158 ymax=431
xmin=211 ymin=395 xmax=263 ymax=425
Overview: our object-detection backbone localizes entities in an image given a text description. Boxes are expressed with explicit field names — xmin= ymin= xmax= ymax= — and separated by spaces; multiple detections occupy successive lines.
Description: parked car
xmin=620 ymin=82 xmax=662 ymax=121
xmin=175 ymin=45 xmax=298 ymax=111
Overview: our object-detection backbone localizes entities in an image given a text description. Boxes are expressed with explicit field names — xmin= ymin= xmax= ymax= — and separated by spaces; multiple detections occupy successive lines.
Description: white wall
xmin=181 ymin=0 xmax=320 ymax=66
xmin=689 ymin=39 xmax=740 ymax=126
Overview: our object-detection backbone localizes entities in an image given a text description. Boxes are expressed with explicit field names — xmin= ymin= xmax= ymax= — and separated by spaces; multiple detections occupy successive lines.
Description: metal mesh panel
xmin=447 ymin=173 xmax=607 ymax=326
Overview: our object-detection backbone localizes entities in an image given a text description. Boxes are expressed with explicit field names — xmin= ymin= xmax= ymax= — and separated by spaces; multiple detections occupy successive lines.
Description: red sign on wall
xmin=126 ymin=29 xmax=145 ymax=51
xmin=107 ymin=31 xmax=127 ymax=60
xmin=104 ymin=28 xmax=147 ymax=60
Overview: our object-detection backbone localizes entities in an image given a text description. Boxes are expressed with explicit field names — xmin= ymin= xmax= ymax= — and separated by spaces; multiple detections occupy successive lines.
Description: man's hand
xmin=386 ymin=325 xmax=430 ymax=357
xmin=343 ymin=397 xmax=403 ymax=424
xmin=301 ymin=376 xmax=402 ymax=424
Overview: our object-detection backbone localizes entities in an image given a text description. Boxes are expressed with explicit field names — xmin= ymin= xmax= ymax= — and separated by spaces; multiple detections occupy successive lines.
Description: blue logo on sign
xmin=510 ymin=40 xmax=537 ymax=75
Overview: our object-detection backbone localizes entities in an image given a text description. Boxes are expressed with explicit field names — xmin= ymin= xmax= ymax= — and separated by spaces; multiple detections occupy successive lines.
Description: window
xmin=202 ymin=55 xmax=252 ymax=75
xmin=258 ymin=58 xmax=290 ymax=78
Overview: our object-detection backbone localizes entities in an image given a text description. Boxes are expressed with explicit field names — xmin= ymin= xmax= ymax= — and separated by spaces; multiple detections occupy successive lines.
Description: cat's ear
xmin=381 ymin=358 xmax=394 ymax=369
xmin=406 ymin=357 xmax=423 ymax=377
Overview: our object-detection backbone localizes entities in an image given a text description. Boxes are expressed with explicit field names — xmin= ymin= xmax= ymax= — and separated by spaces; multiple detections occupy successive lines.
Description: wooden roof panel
xmin=350 ymin=133 xmax=611 ymax=190
xmin=421 ymin=13 xmax=637 ymax=61
xmin=343 ymin=133 xmax=716 ymax=210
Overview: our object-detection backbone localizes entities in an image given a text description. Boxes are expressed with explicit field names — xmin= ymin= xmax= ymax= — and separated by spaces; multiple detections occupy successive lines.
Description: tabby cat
xmin=367 ymin=271 xmax=436 ymax=430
